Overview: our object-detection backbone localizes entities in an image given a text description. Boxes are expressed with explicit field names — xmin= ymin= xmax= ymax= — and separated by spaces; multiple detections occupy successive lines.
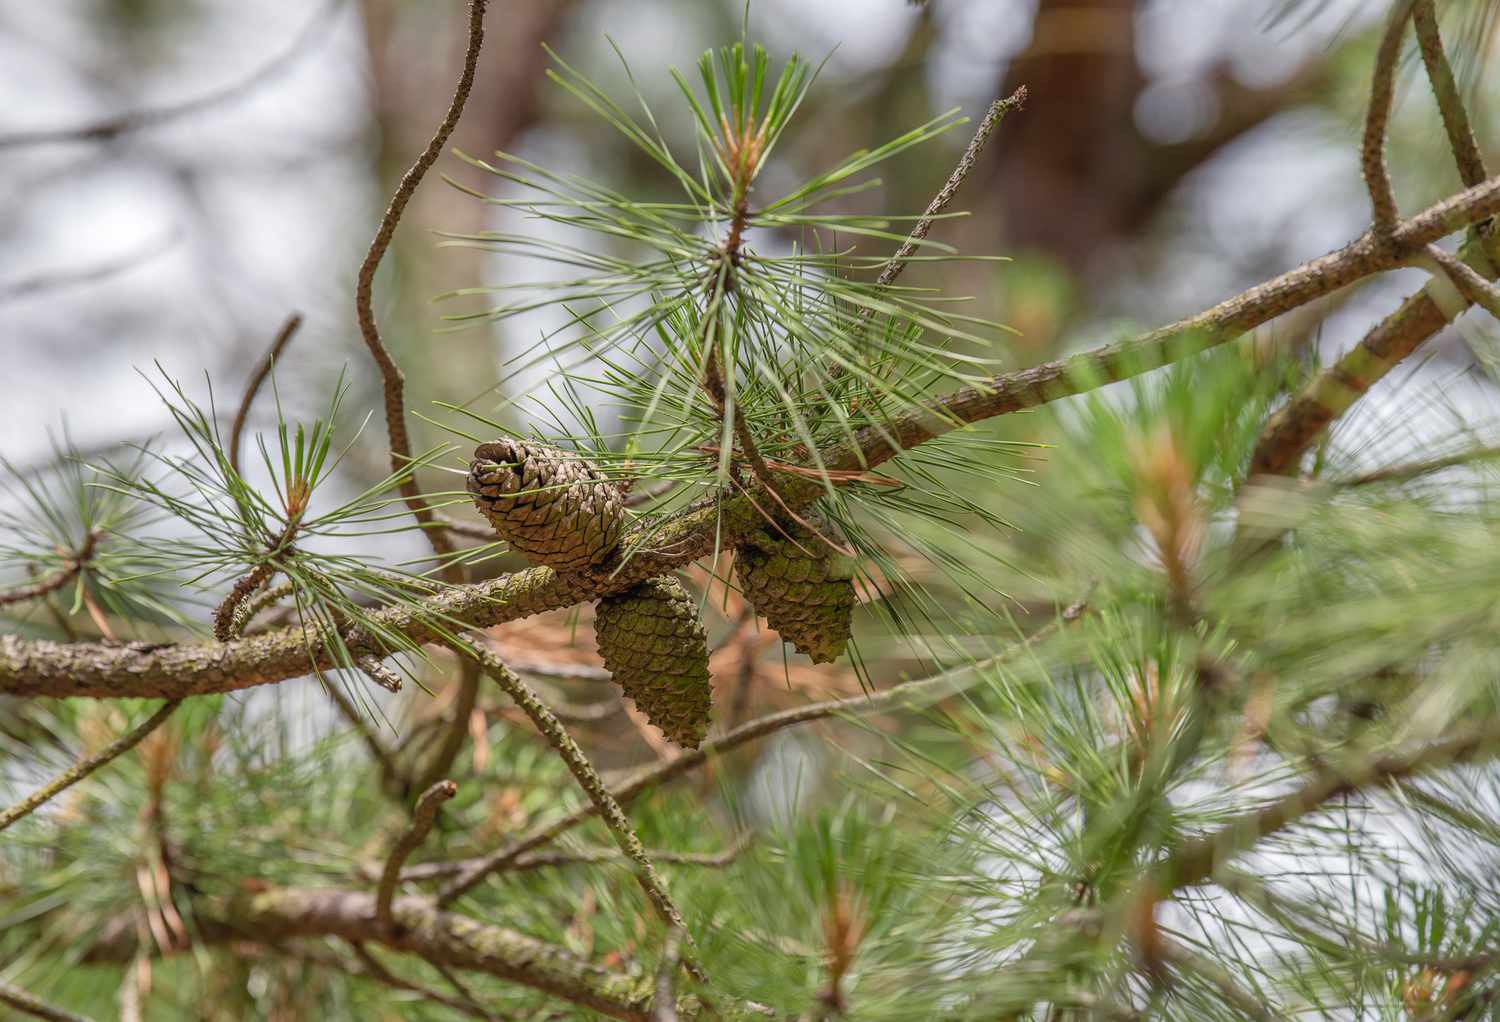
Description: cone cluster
xmin=735 ymin=515 xmax=856 ymax=664
xmin=594 ymin=576 xmax=712 ymax=748
xmin=467 ymin=439 xmax=625 ymax=572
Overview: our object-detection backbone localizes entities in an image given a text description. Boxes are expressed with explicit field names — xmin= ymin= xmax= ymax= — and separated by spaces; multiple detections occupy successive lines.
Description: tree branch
xmin=1157 ymin=717 xmax=1500 ymax=892
xmin=0 ymin=700 xmax=180 ymax=833
xmin=355 ymin=0 xmax=488 ymax=574
xmin=376 ymin=780 xmax=458 ymax=932
xmin=464 ymin=643 xmax=704 ymax=978
xmin=1247 ymin=232 xmax=1497 ymax=478
xmin=348 ymin=942 xmax=500 ymax=1021
xmin=4 ymin=174 xmax=1500 ymax=701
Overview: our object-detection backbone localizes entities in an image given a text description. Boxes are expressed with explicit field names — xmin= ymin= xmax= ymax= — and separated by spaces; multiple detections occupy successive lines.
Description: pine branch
xmin=465 ymin=643 xmax=705 ymax=980
xmin=354 ymin=0 xmax=488 ymax=576
xmin=1247 ymin=232 xmax=1496 ymax=478
xmin=229 ymin=312 xmax=303 ymax=476
xmin=0 ymin=700 xmax=180 ymax=832
xmin=368 ymin=834 xmax=750 ymax=883
xmin=376 ymin=780 xmax=458 ymax=932
xmin=4 ymin=171 xmax=1500 ymax=701
xmin=0 ymin=982 xmax=96 ymax=1022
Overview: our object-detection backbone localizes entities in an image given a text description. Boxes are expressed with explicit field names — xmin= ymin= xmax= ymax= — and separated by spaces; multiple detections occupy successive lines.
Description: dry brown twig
xmin=1362 ymin=1 xmax=1413 ymax=237
xmin=1247 ymin=3 xmax=1495 ymax=481
xmin=376 ymin=779 xmax=458 ymax=932
xmin=229 ymin=312 xmax=304 ymax=477
xmin=355 ymin=0 xmax=488 ymax=577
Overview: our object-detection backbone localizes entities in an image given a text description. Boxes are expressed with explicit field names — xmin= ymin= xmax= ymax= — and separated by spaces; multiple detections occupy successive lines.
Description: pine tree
xmin=6 ymin=2 xmax=1500 ymax=1019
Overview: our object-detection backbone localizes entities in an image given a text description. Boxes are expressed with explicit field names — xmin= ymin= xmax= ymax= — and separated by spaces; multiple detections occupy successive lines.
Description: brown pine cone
xmin=467 ymin=439 xmax=625 ymax=572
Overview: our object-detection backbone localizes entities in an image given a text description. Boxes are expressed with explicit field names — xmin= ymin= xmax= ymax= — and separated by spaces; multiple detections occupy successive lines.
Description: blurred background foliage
xmin=6 ymin=1 xmax=1500 ymax=1019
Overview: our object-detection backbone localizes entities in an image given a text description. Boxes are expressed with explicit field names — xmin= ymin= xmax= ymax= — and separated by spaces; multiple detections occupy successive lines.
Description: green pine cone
xmin=735 ymin=516 xmax=856 ymax=664
xmin=467 ymin=439 xmax=625 ymax=572
xmin=594 ymin=576 xmax=712 ymax=748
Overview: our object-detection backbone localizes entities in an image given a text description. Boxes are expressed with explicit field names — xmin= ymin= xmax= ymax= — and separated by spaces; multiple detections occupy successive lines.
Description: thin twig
xmin=0 ymin=0 xmax=347 ymax=150
xmin=876 ymin=86 xmax=1026 ymax=291
xmin=0 ymin=701 xmax=181 ymax=832
xmin=1413 ymin=0 xmax=1489 ymax=190
xmin=0 ymin=982 xmax=96 ymax=1022
xmin=829 ymin=86 xmax=1025 ymax=384
xmin=465 ymin=643 xmax=707 ymax=980
xmin=376 ymin=780 xmax=458 ymax=932
xmin=373 ymin=833 xmax=750 ymax=883
xmin=438 ymin=599 xmax=1086 ymax=904
xmin=652 ymin=927 xmax=685 ymax=1022
xmin=1363 ymin=1 xmax=1414 ymax=236
xmin=229 ymin=312 xmax=303 ymax=476
xmin=0 ymin=531 xmax=99 ymax=608
xmin=354 ymin=0 xmax=488 ymax=575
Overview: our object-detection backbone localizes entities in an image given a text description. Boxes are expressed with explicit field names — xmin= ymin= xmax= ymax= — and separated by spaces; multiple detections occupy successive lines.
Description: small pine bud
xmin=594 ymin=576 xmax=712 ymax=748
xmin=467 ymin=439 xmax=625 ymax=572
xmin=735 ymin=516 xmax=856 ymax=664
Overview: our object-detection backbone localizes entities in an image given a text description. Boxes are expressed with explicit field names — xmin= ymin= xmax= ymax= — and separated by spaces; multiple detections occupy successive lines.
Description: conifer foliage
xmin=8 ymin=2 xmax=1500 ymax=1020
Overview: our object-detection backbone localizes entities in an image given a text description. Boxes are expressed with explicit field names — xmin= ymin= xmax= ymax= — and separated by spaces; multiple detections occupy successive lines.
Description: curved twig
xmin=376 ymin=780 xmax=458 ymax=932
xmin=355 ymin=0 xmax=488 ymax=574
xmin=1363 ymin=1 xmax=1414 ymax=236
xmin=229 ymin=313 xmax=304 ymax=476
xmin=1413 ymin=1 xmax=1488 ymax=190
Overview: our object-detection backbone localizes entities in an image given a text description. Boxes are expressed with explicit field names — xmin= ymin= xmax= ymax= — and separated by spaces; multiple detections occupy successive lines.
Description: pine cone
xmin=467 ymin=439 xmax=625 ymax=572
xmin=594 ymin=576 xmax=712 ymax=748
xmin=735 ymin=516 xmax=856 ymax=664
